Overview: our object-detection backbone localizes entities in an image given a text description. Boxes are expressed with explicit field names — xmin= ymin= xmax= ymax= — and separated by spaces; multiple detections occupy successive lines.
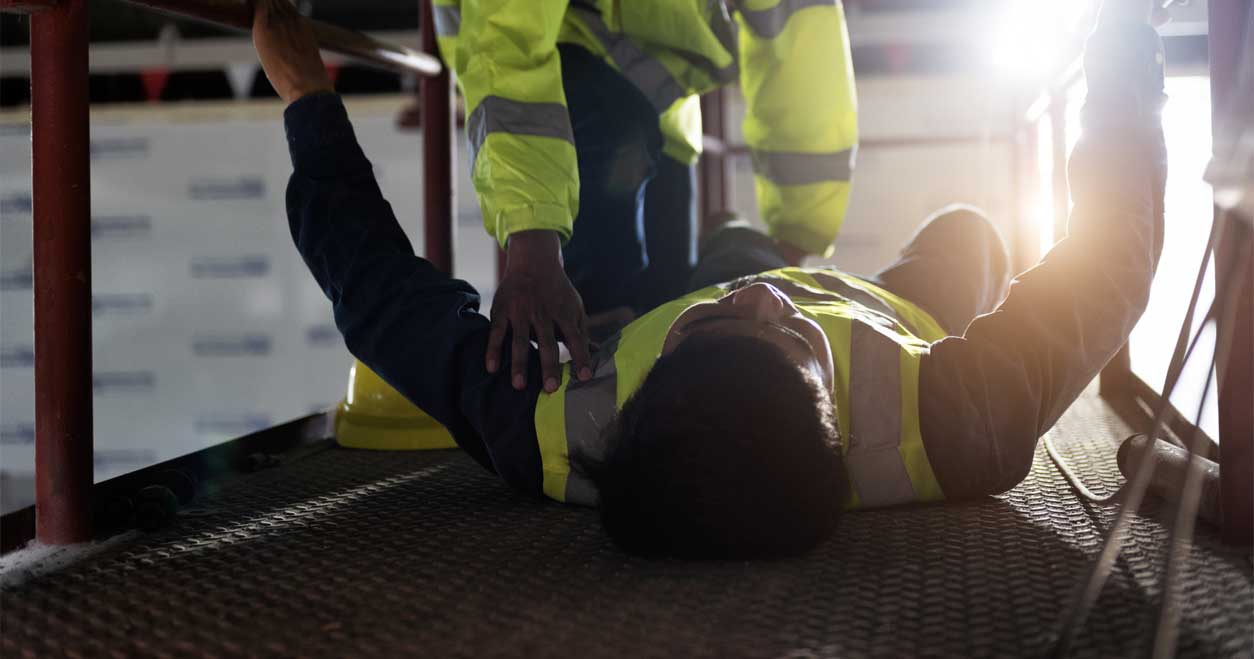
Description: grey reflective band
xmin=844 ymin=323 xmax=917 ymax=507
xmin=573 ymin=8 xmax=687 ymax=113
xmin=432 ymin=4 xmax=460 ymax=37
xmin=751 ymin=148 xmax=854 ymax=186
xmin=673 ymin=49 xmax=738 ymax=85
xmin=738 ymin=0 xmax=834 ymax=39
xmin=809 ymin=272 xmax=898 ymax=322
xmin=466 ymin=96 xmax=575 ymax=165
xmin=561 ymin=337 xmax=621 ymax=506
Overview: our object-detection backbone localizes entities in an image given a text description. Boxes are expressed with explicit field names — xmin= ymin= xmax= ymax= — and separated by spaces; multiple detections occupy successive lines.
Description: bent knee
xmin=927 ymin=205 xmax=1002 ymax=249
xmin=927 ymin=204 xmax=1011 ymax=291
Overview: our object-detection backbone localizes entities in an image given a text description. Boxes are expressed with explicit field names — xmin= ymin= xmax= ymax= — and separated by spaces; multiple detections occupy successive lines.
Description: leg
xmin=873 ymin=205 xmax=1011 ymax=336
xmin=558 ymin=44 xmax=662 ymax=315
xmin=687 ymin=218 xmax=790 ymax=292
xmin=634 ymin=155 xmax=697 ymax=312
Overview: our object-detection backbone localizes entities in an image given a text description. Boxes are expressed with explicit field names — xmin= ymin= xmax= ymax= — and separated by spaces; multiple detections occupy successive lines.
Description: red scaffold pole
xmin=420 ymin=0 xmax=454 ymax=274
xmin=30 ymin=0 xmax=94 ymax=544
xmin=1210 ymin=0 xmax=1253 ymax=547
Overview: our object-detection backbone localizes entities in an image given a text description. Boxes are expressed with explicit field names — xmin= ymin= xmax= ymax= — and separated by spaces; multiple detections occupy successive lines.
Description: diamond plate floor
xmin=2 ymin=392 xmax=1251 ymax=658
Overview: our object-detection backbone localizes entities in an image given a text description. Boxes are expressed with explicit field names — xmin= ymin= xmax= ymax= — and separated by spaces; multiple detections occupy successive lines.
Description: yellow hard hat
xmin=334 ymin=360 xmax=459 ymax=450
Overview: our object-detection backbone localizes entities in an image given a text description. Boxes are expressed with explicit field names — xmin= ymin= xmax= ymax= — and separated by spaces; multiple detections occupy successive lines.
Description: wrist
xmin=505 ymin=230 xmax=563 ymax=271
xmin=283 ymin=82 xmax=335 ymax=106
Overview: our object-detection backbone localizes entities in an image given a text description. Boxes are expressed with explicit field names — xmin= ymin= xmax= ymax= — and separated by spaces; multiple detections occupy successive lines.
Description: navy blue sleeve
xmin=918 ymin=23 xmax=1168 ymax=499
xmin=283 ymin=92 xmax=543 ymax=496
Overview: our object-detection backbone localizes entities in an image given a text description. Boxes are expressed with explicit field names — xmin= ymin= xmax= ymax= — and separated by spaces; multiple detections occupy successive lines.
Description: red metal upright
xmin=1210 ymin=0 xmax=1253 ymax=546
xmin=30 ymin=0 xmax=94 ymax=544
xmin=699 ymin=89 xmax=730 ymax=234
xmin=420 ymin=0 xmax=454 ymax=274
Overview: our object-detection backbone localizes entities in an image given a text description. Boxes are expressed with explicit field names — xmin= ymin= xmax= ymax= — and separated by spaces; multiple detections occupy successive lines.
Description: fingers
xmin=510 ymin=315 xmax=530 ymax=391
xmin=486 ymin=306 xmax=507 ymax=374
xmin=558 ymin=315 xmax=594 ymax=382
xmin=535 ymin=322 xmax=560 ymax=393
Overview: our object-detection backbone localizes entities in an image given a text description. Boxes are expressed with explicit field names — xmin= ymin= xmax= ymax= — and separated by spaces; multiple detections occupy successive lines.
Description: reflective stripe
xmin=535 ymin=369 xmax=571 ymax=501
xmin=738 ymin=0 xmax=834 ymax=39
xmin=807 ymin=272 xmax=898 ymax=322
xmin=432 ymin=4 xmax=460 ymax=37
xmin=561 ymin=343 xmax=619 ymax=506
xmin=466 ymin=95 xmax=574 ymax=165
xmin=752 ymin=148 xmax=854 ymax=186
xmin=898 ymin=344 xmax=944 ymax=501
xmin=845 ymin=323 xmax=917 ymax=507
xmin=672 ymin=50 xmax=738 ymax=85
xmin=573 ymin=8 xmax=686 ymax=113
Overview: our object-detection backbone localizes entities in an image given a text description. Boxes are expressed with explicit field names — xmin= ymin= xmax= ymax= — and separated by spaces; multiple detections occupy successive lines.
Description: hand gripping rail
xmin=118 ymin=0 xmax=441 ymax=76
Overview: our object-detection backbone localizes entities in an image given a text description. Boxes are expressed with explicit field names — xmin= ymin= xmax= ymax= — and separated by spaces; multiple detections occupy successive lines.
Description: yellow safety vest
xmin=535 ymin=267 xmax=949 ymax=510
xmin=432 ymin=0 xmax=858 ymax=257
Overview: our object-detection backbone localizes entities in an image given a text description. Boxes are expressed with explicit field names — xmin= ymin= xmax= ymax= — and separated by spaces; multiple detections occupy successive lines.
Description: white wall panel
xmin=0 ymin=97 xmax=497 ymax=514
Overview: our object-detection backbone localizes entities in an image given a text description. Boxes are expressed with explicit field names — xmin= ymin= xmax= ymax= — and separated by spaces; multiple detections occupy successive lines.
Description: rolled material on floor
xmin=1117 ymin=434 xmax=1222 ymax=525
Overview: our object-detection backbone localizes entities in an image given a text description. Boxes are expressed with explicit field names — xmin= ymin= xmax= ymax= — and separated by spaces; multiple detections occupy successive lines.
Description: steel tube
xmin=1210 ymin=0 xmax=1253 ymax=546
xmin=699 ymin=89 xmax=729 ymax=234
xmin=0 ymin=0 xmax=60 ymax=12
xmin=116 ymin=0 xmax=442 ymax=77
xmin=30 ymin=0 xmax=93 ymax=545
xmin=420 ymin=0 xmax=454 ymax=274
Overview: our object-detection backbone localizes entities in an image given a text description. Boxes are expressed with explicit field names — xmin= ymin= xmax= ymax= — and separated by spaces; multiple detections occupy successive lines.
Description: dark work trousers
xmin=689 ymin=206 xmax=1012 ymax=337
xmin=872 ymin=205 xmax=1011 ymax=335
xmin=558 ymin=44 xmax=697 ymax=315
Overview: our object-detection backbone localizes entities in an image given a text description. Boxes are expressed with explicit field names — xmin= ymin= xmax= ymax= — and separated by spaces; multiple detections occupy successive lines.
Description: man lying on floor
xmin=253 ymin=0 xmax=1167 ymax=558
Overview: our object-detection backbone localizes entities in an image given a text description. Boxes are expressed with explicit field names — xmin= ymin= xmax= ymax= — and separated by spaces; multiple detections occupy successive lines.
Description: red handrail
xmin=118 ymin=0 xmax=442 ymax=76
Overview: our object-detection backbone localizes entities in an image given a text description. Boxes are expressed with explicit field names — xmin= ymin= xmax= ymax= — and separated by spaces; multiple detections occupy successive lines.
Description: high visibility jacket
xmin=534 ymin=267 xmax=947 ymax=509
xmin=433 ymin=0 xmax=858 ymax=256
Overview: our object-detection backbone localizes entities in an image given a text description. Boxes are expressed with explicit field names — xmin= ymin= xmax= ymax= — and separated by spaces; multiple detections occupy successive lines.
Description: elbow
xmin=932 ymin=433 xmax=1037 ymax=501
xmin=983 ymin=437 xmax=1037 ymax=496
xmin=935 ymin=436 xmax=1036 ymax=501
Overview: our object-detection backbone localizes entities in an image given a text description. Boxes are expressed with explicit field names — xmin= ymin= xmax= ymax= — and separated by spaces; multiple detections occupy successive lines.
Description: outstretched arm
xmin=254 ymin=0 xmax=545 ymax=494
xmin=918 ymin=9 xmax=1168 ymax=499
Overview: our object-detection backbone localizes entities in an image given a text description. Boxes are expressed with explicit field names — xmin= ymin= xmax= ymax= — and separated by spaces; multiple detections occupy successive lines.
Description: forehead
xmin=682 ymin=315 xmax=812 ymax=361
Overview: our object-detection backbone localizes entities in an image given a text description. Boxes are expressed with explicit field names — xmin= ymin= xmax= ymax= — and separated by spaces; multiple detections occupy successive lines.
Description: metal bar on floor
xmin=30 ymin=0 xmax=93 ymax=545
xmin=113 ymin=0 xmax=442 ymax=76
xmin=420 ymin=0 xmax=454 ymax=274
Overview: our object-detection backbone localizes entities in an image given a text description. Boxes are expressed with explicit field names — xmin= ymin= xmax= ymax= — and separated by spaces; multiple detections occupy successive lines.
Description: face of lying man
xmin=661 ymin=282 xmax=836 ymax=393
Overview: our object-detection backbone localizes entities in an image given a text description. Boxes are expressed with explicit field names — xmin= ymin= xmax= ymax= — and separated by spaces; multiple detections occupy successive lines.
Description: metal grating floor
xmin=2 ymin=392 xmax=1251 ymax=657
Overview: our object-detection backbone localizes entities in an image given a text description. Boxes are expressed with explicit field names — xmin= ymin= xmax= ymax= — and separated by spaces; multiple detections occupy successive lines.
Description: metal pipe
xmin=0 ymin=0 xmax=60 ymax=12
xmin=30 ymin=0 xmax=93 ymax=545
xmin=115 ymin=0 xmax=442 ymax=77
xmin=420 ymin=0 xmax=453 ymax=274
xmin=1117 ymin=434 xmax=1222 ymax=524
xmin=699 ymin=89 xmax=729 ymax=234
xmin=1209 ymin=0 xmax=1253 ymax=547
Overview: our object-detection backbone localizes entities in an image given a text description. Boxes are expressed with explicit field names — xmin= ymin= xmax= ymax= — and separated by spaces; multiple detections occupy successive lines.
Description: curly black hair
xmin=577 ymin=333 xmax=848 ymax=559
